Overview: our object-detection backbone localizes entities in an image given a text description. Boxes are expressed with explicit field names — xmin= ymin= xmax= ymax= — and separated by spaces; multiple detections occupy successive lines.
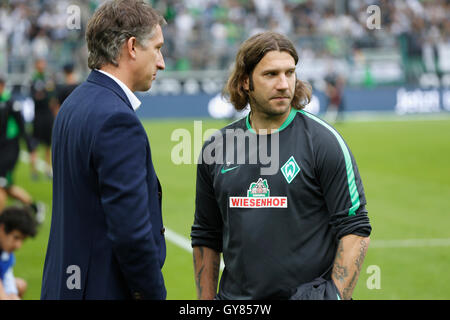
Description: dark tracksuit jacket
xmin=191 ymin=108 xmax=371 ymax=300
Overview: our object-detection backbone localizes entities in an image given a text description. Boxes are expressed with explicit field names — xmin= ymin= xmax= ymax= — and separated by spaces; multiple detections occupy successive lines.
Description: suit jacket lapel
xmin=86 ymin=70 xmax=133 ymax=110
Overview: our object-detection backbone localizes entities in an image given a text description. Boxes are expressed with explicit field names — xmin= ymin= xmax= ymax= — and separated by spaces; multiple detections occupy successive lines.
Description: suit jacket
xmin=41 ymin=70 xmax=166 ymax=300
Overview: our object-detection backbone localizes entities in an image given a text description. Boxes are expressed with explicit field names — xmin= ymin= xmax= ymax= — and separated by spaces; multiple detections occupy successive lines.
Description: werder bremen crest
xmin=281 ymin=156 xmax=300 ymax=184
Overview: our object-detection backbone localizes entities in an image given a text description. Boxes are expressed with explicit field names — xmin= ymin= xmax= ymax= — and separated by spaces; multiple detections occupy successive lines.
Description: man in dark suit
xmin=41 ymin=0 xmax=167 ymax=300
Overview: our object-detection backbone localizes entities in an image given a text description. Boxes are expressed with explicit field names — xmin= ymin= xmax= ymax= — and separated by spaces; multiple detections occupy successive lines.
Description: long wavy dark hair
xmin=224 ymin=31 xmax=312 ymax=111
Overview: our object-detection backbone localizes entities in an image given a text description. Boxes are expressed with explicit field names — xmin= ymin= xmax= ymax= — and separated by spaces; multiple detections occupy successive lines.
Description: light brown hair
xmin=86 ymin=0 xmax=166 ymax=70
xmin=224 ymin=31 xmax=312 ymax=111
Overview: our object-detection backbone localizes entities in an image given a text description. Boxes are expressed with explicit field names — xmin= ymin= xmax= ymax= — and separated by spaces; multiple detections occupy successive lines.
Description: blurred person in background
xmin=0 ymin=76 xmax=45 ymax=223
xmin=54 ymin=63 xmax=80 ymax=115
xmin=1 ymin=0 xmax=448 ymax=81
xmin=324 ymin=72 xmax=345 ymax=124
xmin=0 ymin=206 xmax=37 ymax=300
xmin=29 ymin=58 xmax=56 ymax=180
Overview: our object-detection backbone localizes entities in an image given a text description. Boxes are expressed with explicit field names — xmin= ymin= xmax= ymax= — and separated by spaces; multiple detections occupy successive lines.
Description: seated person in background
xmin=0 ymin=206 xmax=37 ymax=299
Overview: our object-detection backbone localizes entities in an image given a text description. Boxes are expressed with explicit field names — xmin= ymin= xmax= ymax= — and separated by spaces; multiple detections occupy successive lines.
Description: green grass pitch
xmin=9 ymin=116 xmax=450 ymax=300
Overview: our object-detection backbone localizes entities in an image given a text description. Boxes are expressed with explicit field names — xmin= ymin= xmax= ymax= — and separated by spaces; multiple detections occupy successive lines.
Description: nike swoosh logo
xmin=221 ymin=165 xmax=240 ymax=174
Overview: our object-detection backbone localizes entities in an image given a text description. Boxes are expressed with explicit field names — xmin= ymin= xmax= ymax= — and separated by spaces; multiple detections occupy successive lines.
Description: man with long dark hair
xmin=191 ymin=32 xmax=371 ymax=300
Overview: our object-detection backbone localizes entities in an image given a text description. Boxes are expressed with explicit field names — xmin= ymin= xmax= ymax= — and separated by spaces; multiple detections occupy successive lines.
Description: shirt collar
xmin=96 ymin=69 xmax=141 ymax=111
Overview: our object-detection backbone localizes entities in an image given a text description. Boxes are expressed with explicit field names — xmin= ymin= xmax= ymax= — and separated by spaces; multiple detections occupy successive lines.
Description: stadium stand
xmin=0 ymin=0 xmax=449 ymax=88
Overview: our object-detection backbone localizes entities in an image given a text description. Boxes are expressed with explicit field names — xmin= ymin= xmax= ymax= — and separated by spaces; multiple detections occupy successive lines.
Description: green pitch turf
xmin=9 ymin=116 xmax=450 ymax=300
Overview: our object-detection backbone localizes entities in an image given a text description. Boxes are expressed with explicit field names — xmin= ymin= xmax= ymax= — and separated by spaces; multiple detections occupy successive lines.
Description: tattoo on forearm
xmin=342 ymin=272 xmax=357 ymax=300
xmin=333 ymin=238 xmax=369 ymax=300
xmin=196 ymin=265 xmax=204 ymax=297
xmin=193 ymin=247 xmax=204 ymax=298
xmin=355 ymin=239 xmax=367 ymax=270
xmin=332 ymin=240 xmax=347 ymax=283
xmin=333 ymin=264 xmax=348 ymax=283
xmin=193 ymin=247 xmax=220 ymax=299
xmin=335 ymin=239 xmax=344 ymax=260
xmin=343 ymin=239 xmax=368 ymax=299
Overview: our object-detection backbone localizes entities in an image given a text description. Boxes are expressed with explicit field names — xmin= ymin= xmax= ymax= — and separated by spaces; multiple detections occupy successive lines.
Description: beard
xmin=248 ymin=93 xmax=292 ymax=117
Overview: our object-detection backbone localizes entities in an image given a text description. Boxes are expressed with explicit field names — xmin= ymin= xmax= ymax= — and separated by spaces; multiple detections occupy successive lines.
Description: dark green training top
xmin=0 ymin=90 xmax=31 ymax=149
xmin=191 ymin=108 xmax=371 ymax=300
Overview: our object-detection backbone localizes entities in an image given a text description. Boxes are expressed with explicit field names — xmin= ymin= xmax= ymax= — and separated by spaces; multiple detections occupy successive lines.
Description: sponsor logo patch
xmin=229 ymin=178 xmax=287 ymax=208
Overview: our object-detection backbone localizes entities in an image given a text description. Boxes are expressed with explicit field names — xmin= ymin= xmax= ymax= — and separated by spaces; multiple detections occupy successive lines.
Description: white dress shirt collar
xmin=96 ymin=69 xmax=142 ymax=111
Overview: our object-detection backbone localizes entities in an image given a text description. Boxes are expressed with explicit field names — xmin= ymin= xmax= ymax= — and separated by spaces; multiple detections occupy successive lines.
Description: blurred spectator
xmin=0 ymin=0 xmax=448 ymax=83
xmin=54 ymin=63 xmax=79 ymax=115
xmin=324 ymin=72 xmax=346 ymax=123
xmin=154 ymin=0 xmax=450 ymax=81
xmin=29 ymin=58 xmax=55 ymax=180
xmin=31 ymin=28 xmax=50 ymax=59
xmin=0 ymin=206 xmax=37 ymax=300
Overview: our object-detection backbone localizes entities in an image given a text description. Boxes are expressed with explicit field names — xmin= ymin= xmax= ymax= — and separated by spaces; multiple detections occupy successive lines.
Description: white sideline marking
xmin=19 ymin=151 xmax=226 ymax=269
xmin=165 ymin=228 xmax=193 ymax=253
xmin=166 ymin=228 xmax=450 ymax=252
xmin=369 ymin=238 xmax=450 ymax=248
xmin=165 ymin=228 xmax=225 ymax=271
xmin=20 ymin=151 xmax=449 ymax=263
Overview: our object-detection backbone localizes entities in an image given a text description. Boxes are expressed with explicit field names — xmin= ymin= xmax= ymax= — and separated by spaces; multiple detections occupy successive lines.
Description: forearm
xmin=332 ymin=234 xmax=370 ymax=300
xmin=193 ymin=246 xmax=220 ymax=300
